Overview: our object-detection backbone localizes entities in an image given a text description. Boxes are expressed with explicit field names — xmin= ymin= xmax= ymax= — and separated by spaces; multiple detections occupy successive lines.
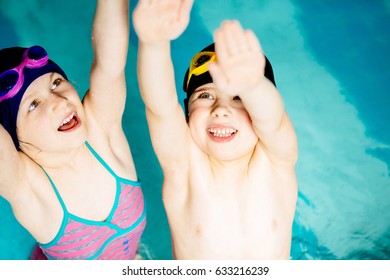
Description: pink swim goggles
xmin=0 ymin=45 xmax=48 ymax=102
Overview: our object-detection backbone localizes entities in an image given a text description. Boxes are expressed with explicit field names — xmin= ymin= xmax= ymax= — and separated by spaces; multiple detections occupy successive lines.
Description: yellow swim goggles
xmin=185 ymin=51 xmax=216 ymax=91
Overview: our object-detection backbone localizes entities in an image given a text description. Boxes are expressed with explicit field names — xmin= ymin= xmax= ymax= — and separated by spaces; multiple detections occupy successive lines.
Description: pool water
xmin=0 ymin=0 xmax=389 ymax=260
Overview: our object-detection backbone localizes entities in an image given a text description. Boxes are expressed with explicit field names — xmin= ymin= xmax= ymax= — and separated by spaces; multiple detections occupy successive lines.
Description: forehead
xmin=195 ymin=82 xmax=215 ymax=91
xmin=24 ymin=72 xmax=54 ymax=94
xmin=19 ymin=72 xmax=55 ymax=104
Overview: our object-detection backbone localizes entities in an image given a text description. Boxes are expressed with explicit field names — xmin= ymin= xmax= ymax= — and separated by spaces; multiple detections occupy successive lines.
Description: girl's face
xmin=187 ymin=83 xmax=258 ymax=161
xmin=16 ymin=72 xmax=87 ymax=155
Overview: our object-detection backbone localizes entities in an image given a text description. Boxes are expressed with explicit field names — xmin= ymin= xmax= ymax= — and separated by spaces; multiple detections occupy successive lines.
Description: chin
xmin=206 ymin=149 xmax=239 ymax=161
xmin=212 ymin=144 xmax=257 ymax=161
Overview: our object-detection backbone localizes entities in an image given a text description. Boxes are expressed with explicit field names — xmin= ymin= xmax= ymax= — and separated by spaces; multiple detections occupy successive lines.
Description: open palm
xmin=208 ymin=21 xmax=266 ymax=96
xmin=133 ymin=0 xmax=193 ymax=43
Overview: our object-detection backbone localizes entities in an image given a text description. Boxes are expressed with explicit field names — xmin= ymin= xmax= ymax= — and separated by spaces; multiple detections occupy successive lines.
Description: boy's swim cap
xmin=182 ymin=43 xmax=276 ymax=116
xmin=0 ymin=46 xmax=68 ymax=150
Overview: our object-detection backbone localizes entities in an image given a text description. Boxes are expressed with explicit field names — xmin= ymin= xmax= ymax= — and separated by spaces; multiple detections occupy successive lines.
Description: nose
xmin=50 ymin=93 xmax=68 ymax=112
xmin=211 ymin=100 xmax=231 ymax=118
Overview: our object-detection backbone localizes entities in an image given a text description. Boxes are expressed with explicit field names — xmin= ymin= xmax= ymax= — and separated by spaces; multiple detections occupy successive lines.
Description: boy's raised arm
xmin=208 ymin=21 xmax=298 ymax=164
xmin=133 ymin=0 xmax=194 ymax=171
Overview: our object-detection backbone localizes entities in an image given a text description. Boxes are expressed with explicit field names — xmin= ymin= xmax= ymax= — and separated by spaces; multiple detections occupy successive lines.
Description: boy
xmin=133 ymin=0 xmax=297 ymax=259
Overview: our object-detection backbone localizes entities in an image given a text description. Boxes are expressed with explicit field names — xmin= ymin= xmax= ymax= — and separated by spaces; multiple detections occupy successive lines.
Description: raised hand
xmin=208 ymin=20 xmax=266 ymax=96
xmin=133 ymin=0 xmax=194 ymax=43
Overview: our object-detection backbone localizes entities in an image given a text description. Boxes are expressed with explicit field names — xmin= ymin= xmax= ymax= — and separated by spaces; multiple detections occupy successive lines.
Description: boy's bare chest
xmin=169 ymin=176 xmax=294 ymax=259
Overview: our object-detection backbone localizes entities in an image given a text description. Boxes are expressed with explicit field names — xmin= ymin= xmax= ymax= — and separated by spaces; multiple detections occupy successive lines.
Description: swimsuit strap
xmin=85 ymin=141 xmax=119 ymax=180
xmin=41 ymin=168 xmax=68 ymax=213
xmin=42 ymin=142 xmax=136 ymax=213
xmin=41 ymin=142 xmax=117 ymax=213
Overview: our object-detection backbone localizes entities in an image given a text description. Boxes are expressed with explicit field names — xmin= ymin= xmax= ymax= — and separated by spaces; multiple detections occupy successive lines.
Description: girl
xmin=0 ymin=0 xmax=146 ymax=260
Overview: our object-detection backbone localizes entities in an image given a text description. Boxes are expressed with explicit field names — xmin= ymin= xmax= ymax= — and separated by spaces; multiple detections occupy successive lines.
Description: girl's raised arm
xmin=0 ymin=125 xmax=23 ymax=201
xmin=83 ymin=0 xmax=130 ymax=134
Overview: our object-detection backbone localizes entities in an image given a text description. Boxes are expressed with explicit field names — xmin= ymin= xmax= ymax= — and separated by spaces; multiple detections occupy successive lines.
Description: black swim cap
xmin=0 ymin=46 xmax=68 ymax=150
xmin=182 ymin=43 xmax=276 ymax=117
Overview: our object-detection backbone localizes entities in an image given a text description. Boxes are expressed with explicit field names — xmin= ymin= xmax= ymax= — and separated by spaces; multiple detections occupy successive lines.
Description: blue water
xmin=0 ymin=0 xmax=389 ymax=260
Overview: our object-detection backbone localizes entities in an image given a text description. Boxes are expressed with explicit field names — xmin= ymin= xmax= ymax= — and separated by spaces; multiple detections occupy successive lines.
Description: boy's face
xmin=187 ymin=83 xmax=258 ymax=160
xmin=16 ymin=72 xmax=87 ymax=155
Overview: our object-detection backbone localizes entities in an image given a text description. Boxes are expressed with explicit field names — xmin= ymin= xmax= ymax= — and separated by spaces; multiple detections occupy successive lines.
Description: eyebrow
xmin=21 ymin=72 xmax=56 ymax=103
xmin=193 ymin=86 xmax=214 ymax=93
xmin=19 ymin=93 xmax=35 ymax=111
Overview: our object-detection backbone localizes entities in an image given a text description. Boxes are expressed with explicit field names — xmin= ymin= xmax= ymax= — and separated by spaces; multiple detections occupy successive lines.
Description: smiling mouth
xmin=207 ymin=128 xmax=237 ymax=138
xmin=58 ymin=112 xmax=80 ymax=132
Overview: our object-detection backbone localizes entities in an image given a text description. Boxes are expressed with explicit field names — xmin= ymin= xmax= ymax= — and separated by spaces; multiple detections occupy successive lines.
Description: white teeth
xmin=208 ymin=128 xmax=237 ymax=137
xmin=60 ymin=112 xmax=75 ymax=126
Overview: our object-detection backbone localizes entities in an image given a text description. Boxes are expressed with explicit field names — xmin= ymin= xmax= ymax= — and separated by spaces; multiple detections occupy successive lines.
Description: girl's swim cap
xmin=0 ymin=46 xmax=68 ymax=150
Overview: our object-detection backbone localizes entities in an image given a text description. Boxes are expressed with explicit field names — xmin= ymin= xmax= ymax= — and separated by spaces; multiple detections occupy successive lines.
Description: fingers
xmin=136 ymin=0 xmax=153 ymax=8
xmin=178 ymin=0 xmax=194 ymax=19
xmin=245 ymin=29 xmax=263 ymax=54
xmin=214 ymin=20 xmax=262 ymax=57
xmin=133 ymin=0 xmax=193 ymax=42
xmin=211 ymin=20 xmax=265 ymax=94
xmin=176 ymin=0 xmax=193 ymax=32
xmin=223 ymin=20 xmax=247 ymax=54
xmin=208 ymin=61 xmax=228 ymax=92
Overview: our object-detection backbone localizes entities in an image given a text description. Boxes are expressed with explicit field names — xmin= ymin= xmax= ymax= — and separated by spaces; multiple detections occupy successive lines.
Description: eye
xmin=51 ymin=78 xmax=62 ymax=90
xmin=28 ymin=100 xmax=40 ymax=112
xmin=198 ymin=92 xmax=213 ymax=100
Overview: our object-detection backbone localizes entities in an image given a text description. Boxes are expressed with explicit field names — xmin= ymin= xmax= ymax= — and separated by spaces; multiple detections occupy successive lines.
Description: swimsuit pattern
xmin=37 ymin=142 xmax=146 ymax=259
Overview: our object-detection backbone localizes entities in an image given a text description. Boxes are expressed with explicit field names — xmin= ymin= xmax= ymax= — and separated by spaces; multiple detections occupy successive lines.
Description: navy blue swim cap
xmin=0 ymin=46 xmax=68 ymax=150
xmin=182 ymin=43 xmax=276 ymax=117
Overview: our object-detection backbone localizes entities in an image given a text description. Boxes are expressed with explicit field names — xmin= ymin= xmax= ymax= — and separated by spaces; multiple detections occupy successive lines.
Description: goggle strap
xmin=186 ymin=51 xmax=216 ymax=91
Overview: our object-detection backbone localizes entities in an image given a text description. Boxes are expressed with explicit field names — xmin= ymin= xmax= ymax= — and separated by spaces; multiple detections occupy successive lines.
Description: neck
xmin=208 ymin=151 xmax=254 ymax=183
xmin=23 ymin=142 xmax=86 ymax=170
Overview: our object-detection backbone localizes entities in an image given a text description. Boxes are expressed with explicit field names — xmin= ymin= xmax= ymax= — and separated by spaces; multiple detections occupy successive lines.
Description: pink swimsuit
xmin=34 ymin=142 xmax=146 ymax=260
